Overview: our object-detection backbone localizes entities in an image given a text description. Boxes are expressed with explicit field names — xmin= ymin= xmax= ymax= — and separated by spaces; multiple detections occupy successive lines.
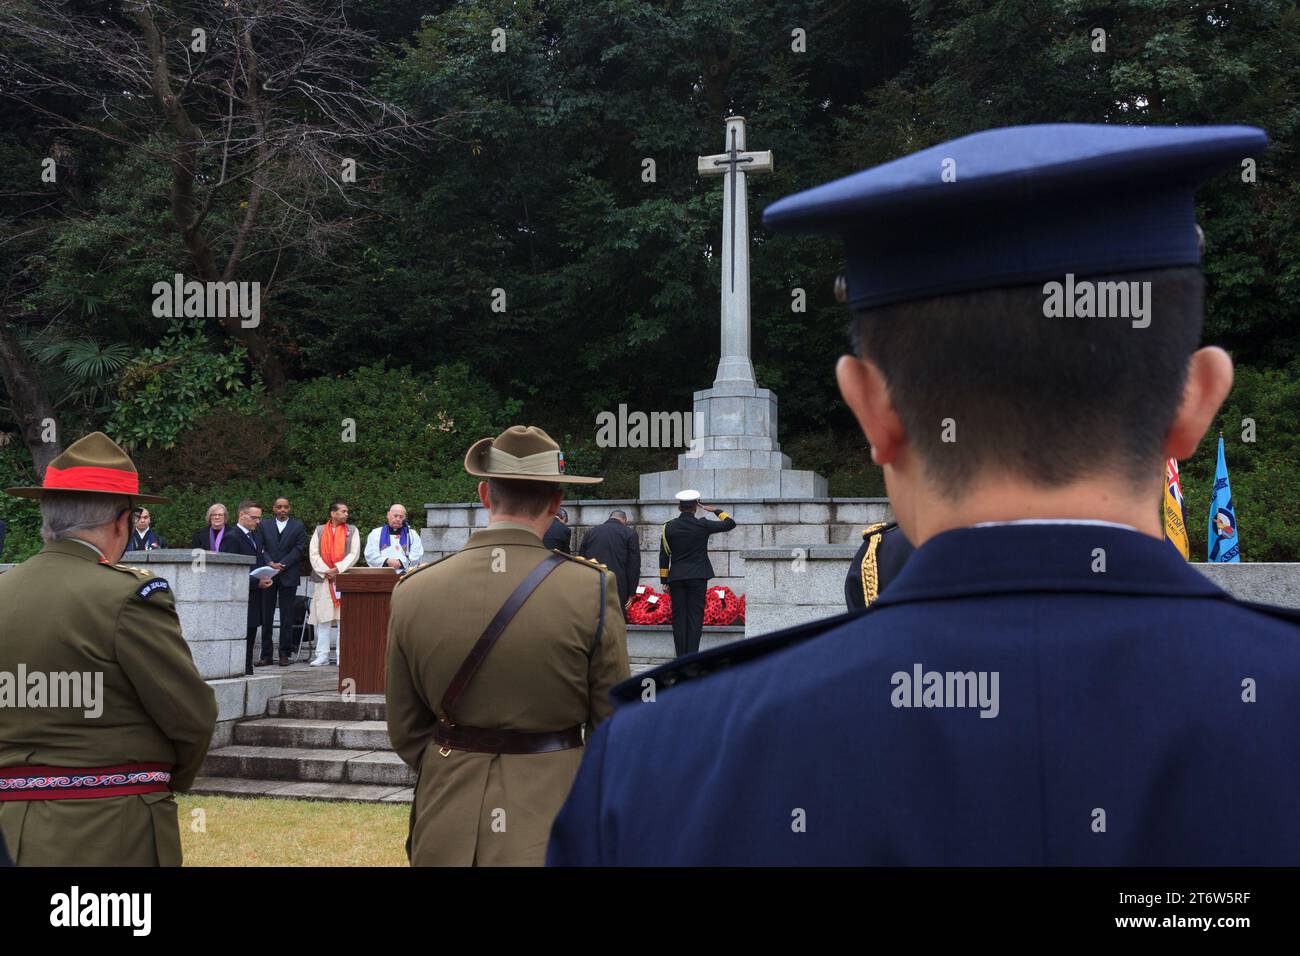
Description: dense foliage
xmin=1 ymin=0 xmax=1297 ymax=562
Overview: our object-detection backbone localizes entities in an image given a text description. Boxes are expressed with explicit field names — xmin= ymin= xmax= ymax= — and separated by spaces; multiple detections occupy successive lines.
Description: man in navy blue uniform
xmin=548 ymin=123 xmax=1300 ymax=866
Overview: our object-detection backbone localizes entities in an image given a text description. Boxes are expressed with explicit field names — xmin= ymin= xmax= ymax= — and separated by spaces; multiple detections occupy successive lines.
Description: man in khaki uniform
xmin=0 ymin=432 xmax=217 ymax=866
xmin=386 ymin=426 xmax=630 ymax=866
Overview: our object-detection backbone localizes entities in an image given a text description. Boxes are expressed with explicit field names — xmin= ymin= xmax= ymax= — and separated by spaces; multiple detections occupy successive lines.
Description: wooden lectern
xmin=334 ymin=568 xmax=400 ymax=694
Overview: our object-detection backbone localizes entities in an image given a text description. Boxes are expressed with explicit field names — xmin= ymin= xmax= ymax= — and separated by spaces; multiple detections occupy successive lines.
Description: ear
xmin=549 ymin=487 xmax=564 ymax=515
xmin=836 ymin=354 xmax=906 ymax=466
xmin=477 ymin=480 xmax=491 ymax=510
xmin=1165 ymin=346 xmax=1234 ymax=460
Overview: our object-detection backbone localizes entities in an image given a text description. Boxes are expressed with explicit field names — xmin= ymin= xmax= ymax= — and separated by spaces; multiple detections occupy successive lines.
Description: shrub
xmin=107 ymin=322 xmax=264 ymax=450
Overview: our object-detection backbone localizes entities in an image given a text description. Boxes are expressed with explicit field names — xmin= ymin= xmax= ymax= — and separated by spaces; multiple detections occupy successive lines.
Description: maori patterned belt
xmin=0 ymin=763 xmax=173 ymax=801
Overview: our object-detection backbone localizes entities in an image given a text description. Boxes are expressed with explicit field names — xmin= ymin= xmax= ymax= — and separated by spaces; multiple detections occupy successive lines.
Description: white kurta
xmin=308 ymin=523 xmax=361 ymax=626
xmin=364 ymin=525 xmax=425 ymax=568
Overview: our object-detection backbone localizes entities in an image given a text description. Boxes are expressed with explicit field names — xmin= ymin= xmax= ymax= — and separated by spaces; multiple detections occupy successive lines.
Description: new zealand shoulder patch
xmin=136 ymin=578 xmax=171 ymax=600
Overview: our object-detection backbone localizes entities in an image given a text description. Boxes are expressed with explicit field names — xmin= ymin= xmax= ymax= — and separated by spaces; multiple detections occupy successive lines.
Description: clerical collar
xmin=969 ymin=518 xmax=1139 ymax=532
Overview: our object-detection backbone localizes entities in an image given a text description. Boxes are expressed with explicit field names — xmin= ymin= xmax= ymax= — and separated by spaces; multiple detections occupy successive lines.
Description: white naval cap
xmin=674 ymin=489 xmax=702 ymax=502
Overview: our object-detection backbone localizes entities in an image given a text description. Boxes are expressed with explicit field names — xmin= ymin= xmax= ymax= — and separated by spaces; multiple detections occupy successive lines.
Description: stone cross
xmin=698 ymin=116 xmax=772 ymax=386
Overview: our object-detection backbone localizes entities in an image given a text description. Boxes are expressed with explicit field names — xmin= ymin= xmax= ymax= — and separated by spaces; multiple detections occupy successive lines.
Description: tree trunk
xmin=0 ymin=322 xmax=62 ymax=476
xmin=136 ymin=4 xmax=287 ymax=391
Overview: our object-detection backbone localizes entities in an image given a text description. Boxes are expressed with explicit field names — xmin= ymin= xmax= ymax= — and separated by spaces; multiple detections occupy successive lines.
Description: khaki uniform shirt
xmin=385 ymin=523 xmax=630 ymax=866
xmin=0 ymin=539 xmax=217 ymax=866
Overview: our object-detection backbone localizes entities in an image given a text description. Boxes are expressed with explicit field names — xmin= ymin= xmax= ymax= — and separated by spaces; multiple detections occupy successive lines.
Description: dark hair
xmin=237 ymin=499 xmax=260 ymax=514
xmin=328 ymin=499 xmax=349 ymax=519
xmin=486 ymin=479 xmax=560 ymax=518
xmin=849 ymin=267 xmax=1204 ymax=490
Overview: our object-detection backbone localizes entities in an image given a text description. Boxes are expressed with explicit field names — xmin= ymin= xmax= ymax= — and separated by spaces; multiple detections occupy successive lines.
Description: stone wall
xmin=423 ymin=497 xmax=892 ymax=596
xmin=741 ymin=546 xmax=1300 ymax=638
xmin=120 ymin=549 xmax=282 ymax=746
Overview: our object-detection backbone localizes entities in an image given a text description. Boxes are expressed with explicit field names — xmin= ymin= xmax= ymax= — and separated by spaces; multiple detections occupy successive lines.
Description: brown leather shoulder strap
xmin=437 ymin=552 xmax=567 ymax=726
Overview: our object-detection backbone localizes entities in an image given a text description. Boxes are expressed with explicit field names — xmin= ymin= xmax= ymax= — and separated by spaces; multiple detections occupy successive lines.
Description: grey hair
xmin=205 ymin=503 xmax=228 ymax=527
xmin=41 ymin=492 xmax=132 ymax=541
xmin=610 ymin=509 xmax=628 ymax=521
xmin=557 ymin=507 xmax=569 ymax=522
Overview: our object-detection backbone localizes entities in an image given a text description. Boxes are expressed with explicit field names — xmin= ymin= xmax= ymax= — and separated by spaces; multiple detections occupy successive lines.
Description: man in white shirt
xmin=364 ymin=503 xmax=424 ymax=570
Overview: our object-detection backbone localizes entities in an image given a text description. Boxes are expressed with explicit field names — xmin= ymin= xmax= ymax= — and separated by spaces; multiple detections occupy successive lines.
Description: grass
xmin=177 ymin=794 xmax=410 ymax=867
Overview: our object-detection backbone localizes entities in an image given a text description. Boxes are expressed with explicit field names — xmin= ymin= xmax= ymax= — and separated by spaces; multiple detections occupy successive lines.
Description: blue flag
xmin=1207 ymin=436 xmax=1240 ymax=562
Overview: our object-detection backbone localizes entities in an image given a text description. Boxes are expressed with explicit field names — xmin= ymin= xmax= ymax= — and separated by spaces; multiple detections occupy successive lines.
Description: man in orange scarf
xmin=307 ymin=499 xmax=360 ymax=666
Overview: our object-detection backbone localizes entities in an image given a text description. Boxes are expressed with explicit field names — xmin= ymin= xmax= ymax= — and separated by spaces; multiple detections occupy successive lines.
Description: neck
xmin=489 ymin=511 xmax=551 ymax=539
xmin=67 ymin=528 xmax=121 ymax=562
xmin=899 ymin=473 xmax=1162 ymax=547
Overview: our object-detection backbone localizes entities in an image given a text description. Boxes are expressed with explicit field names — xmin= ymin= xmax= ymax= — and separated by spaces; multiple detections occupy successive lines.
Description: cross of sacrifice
xmin=698 ymin=116 xmax=773 ymax=386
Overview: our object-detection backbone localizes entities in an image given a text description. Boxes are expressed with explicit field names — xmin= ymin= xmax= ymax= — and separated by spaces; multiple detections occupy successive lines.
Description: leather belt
xmin=433 ymin=722 xmax=583 ymax=756
xmin=0 ymin=763 xmax=172 ymax=801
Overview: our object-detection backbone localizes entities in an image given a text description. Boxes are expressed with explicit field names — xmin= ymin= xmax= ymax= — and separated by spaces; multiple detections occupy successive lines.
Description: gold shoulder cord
xmin=860 ymin=523 xmax=886 ymax=607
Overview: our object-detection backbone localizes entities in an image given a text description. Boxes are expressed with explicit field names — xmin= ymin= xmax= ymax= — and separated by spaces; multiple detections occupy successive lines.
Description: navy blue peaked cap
xmin=762 ymin=123 xmax=1268 ymax=310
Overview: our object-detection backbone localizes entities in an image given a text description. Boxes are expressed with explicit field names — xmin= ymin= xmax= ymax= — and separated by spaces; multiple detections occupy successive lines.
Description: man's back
xmin=543 ymin=517 xmax=571 ymax=553
xmin=386 ymin=523 xmax=629 ymax=865
xmin=662 ymin=512 xmax=734 ymax=582
xmin=580 ymin=520 xmax=640 ymax=599
xmin=550 ymin=524 xmax=1300 ymax=865
xmin=0 ymin=541 xmax=216 ymax=865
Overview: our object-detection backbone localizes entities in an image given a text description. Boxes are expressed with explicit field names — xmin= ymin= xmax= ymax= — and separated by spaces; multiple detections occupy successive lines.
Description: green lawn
xmin=177 ymin=794 xmax=410 ymax=867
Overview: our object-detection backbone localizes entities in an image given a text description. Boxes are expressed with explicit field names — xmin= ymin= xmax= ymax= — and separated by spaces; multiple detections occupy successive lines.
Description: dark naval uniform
xmin=659 ymin=508 xmax=736 ymax=656
xmin=0 ymin=539 xmax=217 ymax=866
xmin=844 ymin=521 xmax=915 ymax=610
xmin=550 ymin=524 xmax=1300 ymax=865
xmin=548 ymin=124 xmax=1297 ymax=865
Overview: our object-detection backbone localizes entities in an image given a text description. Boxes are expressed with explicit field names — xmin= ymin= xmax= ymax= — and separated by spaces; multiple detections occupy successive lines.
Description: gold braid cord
xmin=860 ymin=523 xmax=887 ymax=607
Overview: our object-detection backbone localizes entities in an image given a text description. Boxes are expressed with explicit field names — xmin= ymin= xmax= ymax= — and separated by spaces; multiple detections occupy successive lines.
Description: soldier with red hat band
xmin=0 ymin=432 xmax=217 ymax=866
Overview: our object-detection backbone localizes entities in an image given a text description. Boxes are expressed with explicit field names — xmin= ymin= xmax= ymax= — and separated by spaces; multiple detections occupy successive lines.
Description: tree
xmin=0 ymin=0 xmax=436 ymax=391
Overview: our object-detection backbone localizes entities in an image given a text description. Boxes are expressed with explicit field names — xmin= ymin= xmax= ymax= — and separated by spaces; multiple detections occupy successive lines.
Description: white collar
xmin=969 ymin=519 xmax=1139 ymax=532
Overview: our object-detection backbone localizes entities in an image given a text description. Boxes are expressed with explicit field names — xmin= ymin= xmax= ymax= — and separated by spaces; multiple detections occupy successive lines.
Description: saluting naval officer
xmin=658 ymin=489 xmax=736 ymax=657
xmin=550 ymin=124 xmax=1300 ymax=865
xmin=844 ymin=520 xmax=914 ymax=611
xmin=0 ymin=432 xmax=217 ymax=866
xmin=385 ymin=426 xmax=630 ymax=866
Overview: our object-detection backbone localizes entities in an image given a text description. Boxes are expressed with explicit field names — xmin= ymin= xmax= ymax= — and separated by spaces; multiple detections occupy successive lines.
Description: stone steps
xmin=190 ymin=776 xmax=413 ymax=804
xmin=233 ymin=717 xmax=391 ymax=750
xmin=190 ymin=627 xmax=748 ymax=804
xmin=199 ymin=743 xmax=415 ymax=786
xmin=268 ymin=692 xmax=387 ymax=721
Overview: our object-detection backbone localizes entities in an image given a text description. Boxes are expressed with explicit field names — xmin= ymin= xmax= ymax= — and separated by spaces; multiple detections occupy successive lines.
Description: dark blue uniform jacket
xmin=548 ymin=523 xmax=1300 ymax=865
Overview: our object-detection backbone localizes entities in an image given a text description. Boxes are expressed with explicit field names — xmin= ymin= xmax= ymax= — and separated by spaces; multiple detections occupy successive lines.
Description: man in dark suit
xmin=258 ymin=496 xmax=307 ymax=666
xmin=658 ymin=490 xmax=735 ymax=656
xmin=220 ymin=499 xmax=271 ymax=675
xmin=550 ymin=124 xmax=1300 ymax=866
xmin=579 ymin=509 xmax=641 ymax=612
xmin=542 ymin=507 xmax=572 ymax=553
xmin=845 ymin=520 xmax=914 ymax=610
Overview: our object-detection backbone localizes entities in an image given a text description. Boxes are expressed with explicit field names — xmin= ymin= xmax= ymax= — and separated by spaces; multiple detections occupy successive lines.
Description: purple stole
xmin=210 ymin=527 xmax=225 ymax=551
xmin=379 ymin=524 xmax=409 ymax=553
